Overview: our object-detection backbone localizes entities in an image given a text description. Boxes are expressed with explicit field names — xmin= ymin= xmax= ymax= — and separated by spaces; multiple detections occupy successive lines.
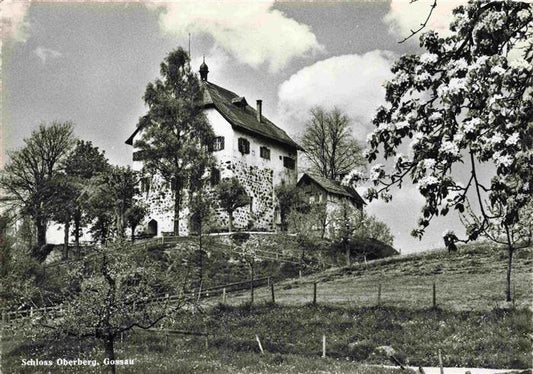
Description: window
xmin=238 ymin=137 xmax=250 ymax=154
xmin=209 ymin=136 xmax=225 ymax=152
xmin=210 ymin=169 xmax=221 ymax=186
xmin=260 ymin=146 xmax=270 ymax=160
xmin=283 ymin=156 xmax=295 ymax=170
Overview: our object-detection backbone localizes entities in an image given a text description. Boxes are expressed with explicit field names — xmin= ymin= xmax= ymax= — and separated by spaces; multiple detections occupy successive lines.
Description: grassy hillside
xmin=223 ymin=243 xmax=533 ymax=311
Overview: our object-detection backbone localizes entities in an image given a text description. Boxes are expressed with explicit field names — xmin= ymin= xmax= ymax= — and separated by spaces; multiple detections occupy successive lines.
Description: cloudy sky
xmin=1 ymin=0 xmax=468 ymax=253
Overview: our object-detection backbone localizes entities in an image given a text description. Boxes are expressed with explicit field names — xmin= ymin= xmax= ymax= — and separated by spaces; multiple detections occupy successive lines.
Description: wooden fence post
xmin=377 ymin=283 xmax=382 ymax=306
xmin=255 ymin=335 xmax=264 ymax=354
xmin=313 ymin=282 xmax=317 ymax=305
xmin=222 ymin=288 xmax=227 ymax=304
xmin=438 ymin=349 xmax=444 ymax=374
xmin=30 ymin=307 xmax=34 ymax=318
xmin=271 ymin=282 xmax=275 ymax=304
xmin=322 ymin=335 xmax=326 ymax=358
xmin=432 ymin=281 xmax=437 ymax=309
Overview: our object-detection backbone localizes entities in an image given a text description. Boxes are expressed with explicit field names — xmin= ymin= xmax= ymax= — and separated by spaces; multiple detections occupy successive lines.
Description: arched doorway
xmin=147 ymin=219 xmax=158 ymax=237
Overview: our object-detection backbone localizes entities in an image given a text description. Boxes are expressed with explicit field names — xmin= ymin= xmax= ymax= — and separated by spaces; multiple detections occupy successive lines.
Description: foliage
xmin=22 ymin=242 xmax=192 ymax=373
xmin=357 ymin=1 xmax=533 ymax=301
xmin=301 ymin=107 xmax=365 ymax=181
xmin=216 ymin=177 xmax=250 ymax=232
xmin=125 ymin=203 xmax=148 ymax=242
xmin=328 ymin=202 xmax=394 ymax=264
xmin=0 ymin=122 xmax=75 ymax=258
xmin=64 ymin=140 xmax=110 ymax=250
xmin=275 ymin=184 xmax=310 ymax=232
xmin=84 ymin=166 xmax=138 ymax=243
xmin=134 ymin=47 xmax=215 ymax=235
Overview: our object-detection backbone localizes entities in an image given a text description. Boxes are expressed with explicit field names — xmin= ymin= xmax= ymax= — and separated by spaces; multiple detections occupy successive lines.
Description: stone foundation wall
xmin=141 ymin=158 xmax=277 ymax=236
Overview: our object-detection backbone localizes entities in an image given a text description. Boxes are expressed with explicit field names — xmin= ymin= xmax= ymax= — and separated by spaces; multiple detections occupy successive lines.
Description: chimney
xmin=256 ymin=100 xmax=262 ymax=123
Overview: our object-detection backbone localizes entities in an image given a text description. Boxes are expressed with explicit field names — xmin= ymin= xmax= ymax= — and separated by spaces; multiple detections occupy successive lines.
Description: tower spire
xmin=199 ymin=55 xmax=209 ymax=81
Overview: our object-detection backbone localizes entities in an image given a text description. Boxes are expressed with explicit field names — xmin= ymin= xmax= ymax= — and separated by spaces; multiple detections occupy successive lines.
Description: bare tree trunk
xmin=104 ymin=336 xmax=116 ymax=374
xmin=36 ymin=219 xmax=47 ymax=248
xmin=63 ymin=221 xmax=70 ymax=260
xmin=174 ymin=191 xmax=181 ymax=236
xmin=506 ymin=246 xmax=514 ymax=302
xmin=250 ymin=262 xmax=254 ymax=304
xmin=131 ymin=224 xmax=136 ymax=243
xmin=74 ymin=212 xmax=81 ymax=257
xmin=228 ymin=211 xmax=233 ymax=233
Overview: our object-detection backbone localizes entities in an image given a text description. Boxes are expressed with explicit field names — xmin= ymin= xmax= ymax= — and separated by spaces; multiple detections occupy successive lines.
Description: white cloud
xmin=34 ymin=47 xmax=62 ymax=64
xmin=148 ymin=0 xmax=322 ymax=72
xmin=277 ymin=51 xmax=395 ymax=141
xmin=0 ymin=0 xmax=31 ymax=43
xmin=384 ymin=0 xmax=466 ymax=39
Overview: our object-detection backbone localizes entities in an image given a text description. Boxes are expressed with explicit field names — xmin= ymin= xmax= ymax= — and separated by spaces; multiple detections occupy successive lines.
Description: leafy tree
xmin=0 ymin=122 xmax=75 ymax=259
xmin=301 ymin=107 xmax=365 ymax=181
xmin=48 ymin=173 xmax=78 ymax=259
xmin=86 ymin=166 xmax=138 ymax=244
xmin=125 ymin=203 xmax=148 ymax=242
xmin=360 ymin=1 xmax=532 ymax=301
xmin=189 ymin=188 xmax=215 ymax=287
xmin=275 ymin=184 xmax=310 ymax=232
xmin=216 ymin=177 xmax=250 ymax=232
xmin=64 ymin=140 xmax=109 ymax=252
xmin=26 ymin=243 xmax=191 ymax=374
xmin=134 ymin=47 xmax=215 ymax=235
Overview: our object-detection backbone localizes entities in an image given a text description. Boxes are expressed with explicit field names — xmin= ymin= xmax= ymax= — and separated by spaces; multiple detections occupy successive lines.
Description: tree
xmin=301 ymin=107 xmax=365 ymax=182
xmin=125 ymin=203 xmax=148 ymax=242
xmin=216 ymin=177 xmax=250 ymax=232
xmin=275 ymin=184 xmax=310 ymax=232
xmin=361 ymin=1 xmax=532 ymax=301
xmin=189 ymin=188 xmax=215 ymax=287
xmin=26 ymin=243 xmax=191 ymax=374
xmin=0 ymin=122 xmax=75 ymax=259
xmin=134 ymin=47 xmax=215 ymax=236
xmin=64 ymin=140 xmax=109 ymax=252
xmin=85 ymin=166 xmax=138 ymax=244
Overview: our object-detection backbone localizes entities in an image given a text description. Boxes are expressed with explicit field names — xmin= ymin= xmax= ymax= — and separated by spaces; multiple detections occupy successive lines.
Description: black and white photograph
xmin=0 ymin=0 xmax=531 ymax=373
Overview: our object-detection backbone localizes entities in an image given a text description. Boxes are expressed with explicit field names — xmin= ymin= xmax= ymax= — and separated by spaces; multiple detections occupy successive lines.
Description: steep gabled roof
xmin=126 ymin=81 xmax=301 ymax=151
xmin=297 ymin=173 xmax=365 ymax=206
xmin=202 ymin=81 xmax=301 ymax=150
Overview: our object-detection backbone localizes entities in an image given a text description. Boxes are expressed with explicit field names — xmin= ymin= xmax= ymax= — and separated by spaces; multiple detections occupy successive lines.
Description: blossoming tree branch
xmin=345 ymin=1 xmax=532 ymax=302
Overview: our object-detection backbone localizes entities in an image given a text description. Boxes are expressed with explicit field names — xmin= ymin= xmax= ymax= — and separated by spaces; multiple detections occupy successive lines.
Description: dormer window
xmin=209 ymin=136 xmax=225 ymax=152
xmin=260 ymin=146 xmax=270 ymax=160
xmin=283 ymin=156 xmax=295 ymax=170
xmin=231 ymin=96 xmax=248 ymax=109
xmin=238 ymin=137 xmax=250 ymax=154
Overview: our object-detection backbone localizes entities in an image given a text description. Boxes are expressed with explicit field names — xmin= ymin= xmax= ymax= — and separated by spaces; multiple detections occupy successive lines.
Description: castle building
xmin=126 ymin=61 xmax=301 ymax=236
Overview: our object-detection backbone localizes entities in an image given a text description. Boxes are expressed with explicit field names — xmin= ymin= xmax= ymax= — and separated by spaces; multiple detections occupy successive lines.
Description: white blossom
xmin=505 ymin=132 xmax=520 ymax=146
xmin=418 ymin=175 xmax=439 ymax=190
xmin=370 ymin=164 xmax=385 ymax=182
xmin=492 ymin=151 xmax=514 ymax=167
xmin=423 ymin=158 xmax=436 ymax=169
xmin=396 ymin=121 xmax=409 ymax=129
xmin=489 ymin=132 xmax=504 ymax=145
xmin=429 ymin=112 xmax=442 ymax=121
xmin=490 ymin=66 xmax=506 ymax=75
xmin=441 ymin=141 xmax=460 ymax=156
xmin=420 ymin=53 xmax=439 ymax=64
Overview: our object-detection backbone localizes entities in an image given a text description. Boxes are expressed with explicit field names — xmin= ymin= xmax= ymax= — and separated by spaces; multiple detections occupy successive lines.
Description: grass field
xmin=2 ymin=243 xmax=532 ymax=373
xmin=223 ymin=244 xmax=533 ymax=311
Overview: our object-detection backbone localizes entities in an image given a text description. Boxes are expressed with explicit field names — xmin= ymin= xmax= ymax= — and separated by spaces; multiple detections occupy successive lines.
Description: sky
xmin=1 ymin=0 xmax=470 ymax=254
